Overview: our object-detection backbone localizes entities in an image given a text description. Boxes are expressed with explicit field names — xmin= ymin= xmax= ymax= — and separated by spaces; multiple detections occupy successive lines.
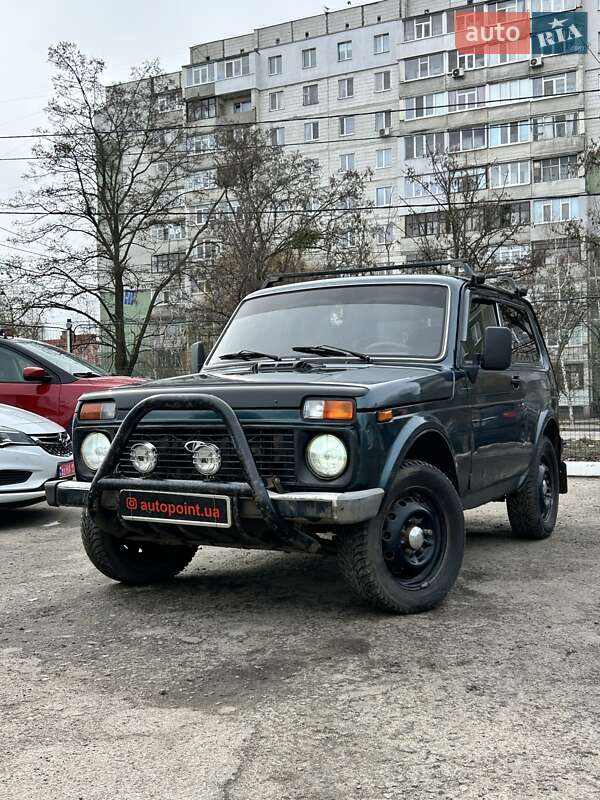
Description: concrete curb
xmin=566 ymin=462 xmax=600 ymax=478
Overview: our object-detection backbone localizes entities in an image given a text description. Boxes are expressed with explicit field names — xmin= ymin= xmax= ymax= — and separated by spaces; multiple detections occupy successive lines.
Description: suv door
xmin=497 ymin=301 xmax=547 ymax=469
xmin=464 ymin=296 xmax=528 ymax=492
xmin=0 ymin=344 xmax=60 ymax=420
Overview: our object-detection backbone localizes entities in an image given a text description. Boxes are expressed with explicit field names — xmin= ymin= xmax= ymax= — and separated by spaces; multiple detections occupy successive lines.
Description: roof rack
xmin=261 ymin=260 xmax=486 ymax=289
xmin=484 ymin=272 xmax=528 ymax=297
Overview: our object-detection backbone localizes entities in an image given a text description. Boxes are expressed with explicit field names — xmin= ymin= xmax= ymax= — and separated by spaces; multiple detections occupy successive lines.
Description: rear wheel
xmin=337 ymin=461 xmax=465 ymax=614
xmin=506 ymin=435 xmax=559 ymax=540
xmin=81 ymin=509 xmax=197 ymax=584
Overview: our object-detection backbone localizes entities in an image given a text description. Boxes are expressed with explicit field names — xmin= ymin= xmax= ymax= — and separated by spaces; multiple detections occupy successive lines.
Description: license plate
xmin=59 ymin=461 xmax=75 ymax=478
xmin=119 ymin=490 xmax=231 ymax=528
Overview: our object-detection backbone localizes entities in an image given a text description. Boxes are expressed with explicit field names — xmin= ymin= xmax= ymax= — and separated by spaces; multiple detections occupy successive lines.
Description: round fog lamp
xmin=80 ymin=432 xmax=111 ymax=472
xmin=130 ymin=442 xmax=157 ymax=474
xmin=190 ymin=442 xmax=221 ymax=476
xmin=306 ymin=434 xmax=348 ymax=479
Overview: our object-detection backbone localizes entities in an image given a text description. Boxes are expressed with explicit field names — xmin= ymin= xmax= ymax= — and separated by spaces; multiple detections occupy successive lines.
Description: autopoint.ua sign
xmin=455 ymin=10 xmax=587 ymax=56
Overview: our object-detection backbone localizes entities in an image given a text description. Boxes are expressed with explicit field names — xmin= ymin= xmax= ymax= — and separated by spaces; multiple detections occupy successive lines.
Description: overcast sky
xmin=0 ymin=0 xmax=332 ymax=231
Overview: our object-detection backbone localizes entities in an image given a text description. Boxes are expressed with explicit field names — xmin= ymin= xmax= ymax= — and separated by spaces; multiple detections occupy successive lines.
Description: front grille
xmin=0 ymin=470 xmax=32 ymax=487
xmin=115 ymin=426 xmax=297 ymax=486
xmin=32 ymin=433 xmax=72 ymax=457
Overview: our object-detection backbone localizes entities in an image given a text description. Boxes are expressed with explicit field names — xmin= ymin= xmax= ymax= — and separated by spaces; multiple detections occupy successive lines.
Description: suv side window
xmin=0 ymin=346 xmax=36 ymax=382
xmin=499 ymin=304 xmax=542 ymax=366
xmin=464 ymin=298 xmax=498 ymax=364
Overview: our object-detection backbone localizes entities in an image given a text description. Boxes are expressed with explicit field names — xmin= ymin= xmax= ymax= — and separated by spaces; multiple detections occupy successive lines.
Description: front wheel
xmin=337 ymin=461 xmax=465 ymax=614
xmin=506 ymin=435 xmax=559 ymax=540
xmin=81 ymin=510 xmax=198 ymax=584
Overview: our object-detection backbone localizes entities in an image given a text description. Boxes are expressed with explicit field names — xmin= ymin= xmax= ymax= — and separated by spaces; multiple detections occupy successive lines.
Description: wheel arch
xmin=536 ymin=411 xmax=561 ymax=458
xmin=380 ymin=416 xmax=460 ymax=493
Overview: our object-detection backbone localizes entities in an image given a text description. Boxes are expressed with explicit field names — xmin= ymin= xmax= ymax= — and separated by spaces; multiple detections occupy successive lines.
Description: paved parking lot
xmin=1 ymin=480 xmax=599 ymax=799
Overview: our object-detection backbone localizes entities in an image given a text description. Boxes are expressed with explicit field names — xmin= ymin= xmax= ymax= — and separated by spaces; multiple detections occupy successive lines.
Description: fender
xmin=534 ymin=408 xmax=560 ymax=451
xmin=379 ymin=413 xmax=458 ymax=492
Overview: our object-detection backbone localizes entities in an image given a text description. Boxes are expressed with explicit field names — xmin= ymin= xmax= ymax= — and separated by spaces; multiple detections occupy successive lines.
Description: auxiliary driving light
xmin=130 ymin=442 xmax=158 ymax=474
xmin=186 ymin=441 xmax=222 ymax=476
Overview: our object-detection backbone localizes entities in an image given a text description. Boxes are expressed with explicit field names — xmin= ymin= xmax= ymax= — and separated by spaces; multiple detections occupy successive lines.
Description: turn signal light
xmin=377 ymin=409 xmax=394 ymax=423
xmin=79 ymin=400 xmax=116 ymax=421
xmin=303 ymin=398 xmax=355 ymax=421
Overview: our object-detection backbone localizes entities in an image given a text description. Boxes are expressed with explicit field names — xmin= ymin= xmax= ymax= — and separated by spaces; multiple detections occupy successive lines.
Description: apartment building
xmin=129 ymin=0 xmax=599 ymax=405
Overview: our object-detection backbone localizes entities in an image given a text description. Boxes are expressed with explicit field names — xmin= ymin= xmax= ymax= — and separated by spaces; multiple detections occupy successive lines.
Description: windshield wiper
xmin=218 ymin=349 xmax=282 ymax=362
xmin=292 ymin=344 xmax=371 ymax=363
xmin=72 ymin=371 xmax=102 ymax=377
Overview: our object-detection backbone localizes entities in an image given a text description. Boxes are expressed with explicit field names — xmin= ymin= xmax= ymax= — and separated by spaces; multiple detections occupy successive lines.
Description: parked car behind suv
xmin=0 ymin=403 xmax=74 ymax=507
xmin=0 ymin=337 xmax=141 ymax=430
xmin=46 ymin=262 xmax=567 ymax=614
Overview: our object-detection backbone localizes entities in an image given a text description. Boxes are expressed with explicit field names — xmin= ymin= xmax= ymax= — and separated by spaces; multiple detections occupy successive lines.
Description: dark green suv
xmin=46 ymin=262 xmax=567 ymax=614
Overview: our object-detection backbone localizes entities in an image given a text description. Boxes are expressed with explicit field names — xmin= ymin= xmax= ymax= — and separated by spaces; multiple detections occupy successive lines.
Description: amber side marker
xmin=377 ymin=409 xmax=394 ymax=423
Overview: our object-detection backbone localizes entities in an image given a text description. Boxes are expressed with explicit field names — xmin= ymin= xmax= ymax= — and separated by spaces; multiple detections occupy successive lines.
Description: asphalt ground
xmin=1 ymin=479 xmax=599 ymax=799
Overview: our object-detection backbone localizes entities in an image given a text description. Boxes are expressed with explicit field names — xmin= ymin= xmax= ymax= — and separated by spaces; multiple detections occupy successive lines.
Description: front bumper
xmin=45 ymin=479 xmax=384 ymax=526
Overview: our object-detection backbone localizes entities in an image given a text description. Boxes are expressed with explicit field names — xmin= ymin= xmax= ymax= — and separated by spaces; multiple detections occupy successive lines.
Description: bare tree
xmin=403 ymin=151 xmax=530 ymax=274
xmin=3 ymin=42 xmax=220 ymax=374
xmin=190 ymin=128 xmax=375 ymax=333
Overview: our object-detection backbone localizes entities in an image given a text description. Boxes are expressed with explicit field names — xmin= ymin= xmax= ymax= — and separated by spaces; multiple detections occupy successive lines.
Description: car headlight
xmin=80 ymin=432 xmax=111 ymax=471
xmin=306 ymin=434 xmax=348 ymax=479
xmin=0 ymin=428 xmax=33 ymax=447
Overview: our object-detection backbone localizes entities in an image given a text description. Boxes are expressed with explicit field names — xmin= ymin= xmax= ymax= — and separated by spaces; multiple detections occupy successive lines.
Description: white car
xmin=0 ymin=403 xmax=74 ymax=507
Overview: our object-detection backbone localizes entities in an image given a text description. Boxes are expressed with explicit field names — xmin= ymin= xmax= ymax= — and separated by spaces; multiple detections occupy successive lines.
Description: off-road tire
xmin=337 ymin=461 xmax=465 ymax=614
xmin=506 ymin=435 xmax=559 ymax=540
xmin=81 ymin=509 xmax=197 ymax=584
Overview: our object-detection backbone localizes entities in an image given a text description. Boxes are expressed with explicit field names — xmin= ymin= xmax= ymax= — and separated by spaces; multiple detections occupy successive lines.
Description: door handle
xmin=511 ymin=375 xmax=521 ymax=389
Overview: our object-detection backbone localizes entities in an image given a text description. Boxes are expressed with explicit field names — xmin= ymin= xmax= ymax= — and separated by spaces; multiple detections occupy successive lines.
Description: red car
xmin=0 ymin=337 xmax=141 ymax=429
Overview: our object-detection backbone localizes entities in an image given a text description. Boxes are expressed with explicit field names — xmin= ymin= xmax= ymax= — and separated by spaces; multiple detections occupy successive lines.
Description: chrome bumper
xmin=45 ymin=480 xmax=384 ymax=525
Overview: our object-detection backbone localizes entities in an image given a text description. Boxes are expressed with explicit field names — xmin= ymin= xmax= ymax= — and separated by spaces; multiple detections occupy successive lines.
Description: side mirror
xmin=481 ymin=327 xmax=512 ymax=371
xmin=23 ymin=366 xmax=52 ymax=383
xmin=190 ymin=342 xmax=206 ymax=373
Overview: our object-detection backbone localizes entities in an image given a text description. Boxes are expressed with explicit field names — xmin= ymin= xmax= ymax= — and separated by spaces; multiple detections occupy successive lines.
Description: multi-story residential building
xmin=118 ymin=0 xmax=599 ymax=409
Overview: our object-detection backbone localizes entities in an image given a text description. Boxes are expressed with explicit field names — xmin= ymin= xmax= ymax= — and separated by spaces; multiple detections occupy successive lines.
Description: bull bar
xmin=45 ymin=393 xmax=384 ymax=553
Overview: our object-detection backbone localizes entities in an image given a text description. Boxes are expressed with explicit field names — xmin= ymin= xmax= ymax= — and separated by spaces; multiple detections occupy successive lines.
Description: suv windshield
xmin=19 ymin=340 xmax=107 ymax=377
xmin=209 ymin=283 xmax=449 ymax=363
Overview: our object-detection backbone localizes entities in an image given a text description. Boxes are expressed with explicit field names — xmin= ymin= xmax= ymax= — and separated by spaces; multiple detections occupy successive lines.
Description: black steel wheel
xmin=507 ymin=435 xmax=559 ymax=540
xmin=81 ymin=509 xmax=197 ymax=584
xmin=337 ymin=461 xmax=465 ymax=614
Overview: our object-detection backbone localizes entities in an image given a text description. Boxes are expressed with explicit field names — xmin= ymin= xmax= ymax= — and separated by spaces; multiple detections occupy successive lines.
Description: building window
xmin=194 ymin=206 xmax=211 ymax=226
xmin=303 ymin=84 xmax=319 ymax=105
xmin=270 ymin=127 xmax=285 ymax=146
xmin=448 ymin=85 xmax=486 ymax=112
xmin=189 ymin=62 xmax=215 ymax=86
xmin=533 ymin=155 xmax=578 ymax=183
xmin=187 ymin=170 xmax=216 ymax=191
xmin=405 ymin=53 xmax=445 ymax=80
xmin=304 ymin=121 xmax=319 ymax=142
xmin=404 ymin=132 xmax=446 ymax=160
xmin=188 ymin=132 xmax=215 ymax=153
xmin=404 ymin=12 xmax=446 ymax=41
xmin=376 ymin=148 xmax=392 ymax=169
xmin=405 ymin=92 xmax=445 ymax=120
xmin=404 ymin=175 xmax=442 ymax=198
xmin=488 ymin=78 xmax=529 ymax=104
xmin=152 ymin=223 xmax=185 ymax=241
xmin=268 ymin=55 xmax=282 ymax=76
xmin=151 ymin=253 xmax=183 ymax=273
xmin=533 ymin=197 xmax=579 ymax=224
xmin=269 ymin=91 xmax=283 ymax=111
xmin=448 ymin=127 xmax=486 ymax=152
xmin=377 ymin=223 xmax=395 ymax=245
xmin=489 ymin=160 xmax=530 ymax=188
xmin=447 ymin=50 xmax=485 ymax=71
xmin=339 ymin=115 xmax=355 ymax=136
xmin=221 ymin=55 xmax=250 ymax=80
xmin=495 ymin=201 xmax=530 ymax=228
xmin=337 ymin=41 xmax=352 ymax=62
xmin=156 ymin=91 xmax=181 ymax=113
xmin=302 ymin=48 xmax=317 ymax=69
xmin=532 ymin=72 xmax=576 ymax=97
xmin=338 ymin=78 xmax=354 ymax=99
xmin=375 ymin=110 xmax=392 ymax=131
xmin=304 ymin=158 xmax=320 ymax=176
xmin=187 ymin=97 xmax=217 ymax=121
xmin=233 ymin=98 xmax=252 ymax=113
xmin=531 ymin=0 xmax=574 ymax=12
xmin=374 ymin=71 xmax=391 ymax=92
xmin=339 ymin=153 xmax=355 ymax=172
xmin=374 ymin=33 xmax=390 ymax=54
xmin=532 ymin=112 xmax=578 ymax=140
xmin=376 ymin=186 xmax=392 ymax=207
xmin=192 ymin=241 xmax=220 ymax=261
xmin=406 ymin=211 xmax=447 ymax=237
xmin=489 ymin=120 xmax=530 ymax=146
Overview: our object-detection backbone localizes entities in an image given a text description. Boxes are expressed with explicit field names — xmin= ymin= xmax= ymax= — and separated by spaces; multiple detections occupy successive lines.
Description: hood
xmin=72 ymin=375 xmax=144 ymax=388
xmin=0 ymin=403 xmax=65 ymax=435
xmin=77 ymin=363 xmax=455 ymax=414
